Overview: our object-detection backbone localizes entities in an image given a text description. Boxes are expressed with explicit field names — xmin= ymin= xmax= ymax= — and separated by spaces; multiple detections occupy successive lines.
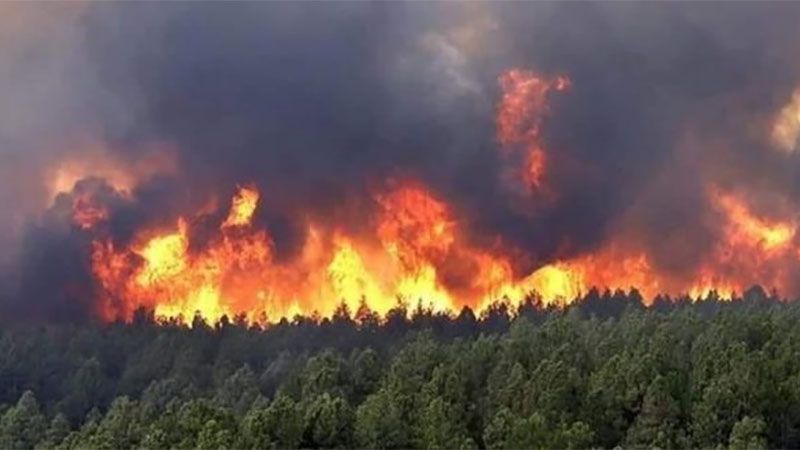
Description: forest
xmin=1 ymin=287 xmax=798 ymax=449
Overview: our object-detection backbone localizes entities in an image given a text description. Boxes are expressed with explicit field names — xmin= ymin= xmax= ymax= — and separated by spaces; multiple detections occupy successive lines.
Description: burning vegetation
xmin=8 ymin=4 xmax=800 ymax=450
xmin=31 ymin=65 xmax=800 ymax=324
xmin=5 ymin=3 xmax=800 ymax=326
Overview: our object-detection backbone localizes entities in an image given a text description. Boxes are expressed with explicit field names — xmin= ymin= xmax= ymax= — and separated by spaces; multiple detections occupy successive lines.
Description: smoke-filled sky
xmin=3 ymin=2 xmax=800 ymax=322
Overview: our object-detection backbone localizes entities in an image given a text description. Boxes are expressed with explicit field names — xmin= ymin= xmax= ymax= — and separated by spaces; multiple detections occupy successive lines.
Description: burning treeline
xmin=44 ymin=67 xmax=800 ymax=323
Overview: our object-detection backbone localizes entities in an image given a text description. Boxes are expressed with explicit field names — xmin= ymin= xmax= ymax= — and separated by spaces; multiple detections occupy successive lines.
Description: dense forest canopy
xmin=1 ymin=286 xmax=797 ymax=449
xmin=4 ymin=4 xmax=800 ymax=449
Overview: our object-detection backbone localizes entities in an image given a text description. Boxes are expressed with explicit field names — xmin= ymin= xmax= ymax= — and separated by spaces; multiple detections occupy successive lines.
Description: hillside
xmin=0 ymin=288 xmax=795 ymax=449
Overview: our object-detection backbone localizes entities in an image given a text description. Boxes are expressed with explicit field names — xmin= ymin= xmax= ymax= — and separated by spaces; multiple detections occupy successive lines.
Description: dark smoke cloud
xmin=4 ymin=2 xmax=800 ymax=320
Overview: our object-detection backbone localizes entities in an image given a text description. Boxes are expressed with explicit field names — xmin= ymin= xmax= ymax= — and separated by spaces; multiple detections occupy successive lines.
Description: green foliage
xmin=213 ymin=365 xmax=259 ymax=416
xmin=81 ymin=396 xmax=144 ymax=449
xmin=3 ymin=291 xmax=800 ymax=448
xmin=36 ymin=414 xmax=69 ymax=449
xmin=0 ymin=390 xmax=46 ymax=450
xmin=729 ymin=416 xmax=767 ymax=450
xmin=354 ymin=388 xmax=408 ymax=449
xmin=624 ymin=375 xmax=686 ymax=448
xmin=302 ymin=393 xmax=353 ymax=448
xmin=239 ymin=392 xmax=303 ymax=449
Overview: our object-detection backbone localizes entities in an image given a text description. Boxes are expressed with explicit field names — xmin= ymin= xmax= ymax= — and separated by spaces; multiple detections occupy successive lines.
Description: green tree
xmin=691 ymin=378 xmax=740 ymax=447
xmin=585 ymin=352 xmax=656 ymax=447
xmin=414 ymin=364 xmax=473 ymax=448
xmin=303 ymin=393 xmax=353 ymax=448
xmin=140 ymin=402 xmax=182 ymax=449
xmin=195 ymin=418 xmax=236 ymax=450
xmin=526 ymin=358 xmax=582 ymax=424
xmin=350 ymin=348 xmax=382 ymax=402
xmin=56 ymin=358 xmax=112 ymax=423
xmin=506 ymin=412 xmax=552 ymax=449
xmin=729 ymin=416 xmax=767 ymax=450
xmin=417 ymin=396 xmax=475 ymax=449
xmin=84 ymin=396 xmax=144 ymax=449
xmin=355 ymin=388 xmax=409 ymax=449
xmin=301 ymin=351 xmax=350 ymax=401
xmin=624 ymin=375 xmax=686 ymax=448
xmin=0 ymin=391 xmax=47 ymax=450
xmin=36 ymin=413 xmax=70 ymax=449
xmin=551 ymin=421 xmax=594 ymax=449
xmin=239 ymin=392 xmax=304 ymax=449
xmin=214 ymin=365 xmax=259 ymax=416
xmin=484 ymin=407 xmax=514 ymax=450
xmin=173 ymin=399 xmax=237 ymax=449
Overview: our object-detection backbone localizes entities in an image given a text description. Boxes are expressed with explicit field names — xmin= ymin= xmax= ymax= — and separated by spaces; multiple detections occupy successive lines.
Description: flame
xmin=497 ymin=69 xmax=569 ymax=193
xmin=89 ymin=183 xmax=602 ymax=322
xmin=84 ymin=178 xmax=800 ymax=323
xmin=326 ymin=237 xmax=384 ymax=309
xmin=221 ymin=185 xmax=260 ymax=228
xmin=713 ymin=190 xmax=795 ymax=251
xmin=686 ymin=188 xmax=797 ymax=298
xmin=497 ymin=69 xmax=570 ymax=146
xmin=375 ymin=184 xmax=455 ymax=271
xmin=73 ymin=71 xmax=800 ymax=324
xmin=514 ymin=249 xmax=659 ymax=304
xmin=522 ymin=148 xmax=547 ymax=189
xmin=772 ymin=87 xmax=800 ymax=153
xmin=530 ymin=188 xmax=799 ymax=302
xmin=91 ymin=184 xmax=275 ymax=321
xmin=135 ymin=220 xmax=191 ymax=286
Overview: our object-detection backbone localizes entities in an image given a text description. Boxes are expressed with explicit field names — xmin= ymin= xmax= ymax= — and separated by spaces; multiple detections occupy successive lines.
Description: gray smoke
xmin=3 ymin=2 xmax=800 ymax=321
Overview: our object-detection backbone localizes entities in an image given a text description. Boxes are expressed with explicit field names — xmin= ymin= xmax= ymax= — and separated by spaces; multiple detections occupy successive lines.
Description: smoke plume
xmin=3 ymin=3 xmax=800 ymax=322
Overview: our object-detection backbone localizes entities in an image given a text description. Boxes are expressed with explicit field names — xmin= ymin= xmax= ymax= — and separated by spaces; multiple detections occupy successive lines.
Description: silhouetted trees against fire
xmin=0 ymin=286 xmax=795 ymax=449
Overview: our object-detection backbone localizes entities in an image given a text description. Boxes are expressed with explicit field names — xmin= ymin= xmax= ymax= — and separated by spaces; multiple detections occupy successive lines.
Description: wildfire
xmin=713 ymin=190 xmax=795 ymax=251
xmin=686 ymin=188 xmax=798 ymax=298
xmin=497 ymin=68 xmax=570 ymax=193
xmin=135 ymin=220 xmax=191 ymax=287
xmin=86 ymin=182 xmax=607 ymax=322
xmin=221 ymin=185 xmax=260 ymax=228
xmin=76 ymin=178 xmax=800 ymax=323
xmin=46 ymin=70 xmax=800 ymax=325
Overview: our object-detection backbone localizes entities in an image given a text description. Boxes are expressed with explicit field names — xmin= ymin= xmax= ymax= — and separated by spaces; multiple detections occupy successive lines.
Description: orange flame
xmin=89 ymin=183 xmax=608 ymax=322
xmin=85 ymin=179 xmax=800 ymax=323
xmin=70 ymin=72 xmax=800 ymax=324
xmin=497 ymin=69 xmax=569 ymax=193
xmin=221 ymin=185 xmax=260 ymax=228
xmin=686 ymin=188 xmax=797 ymax=298
xmin=713 ymin=190 xmax=795 ymax=251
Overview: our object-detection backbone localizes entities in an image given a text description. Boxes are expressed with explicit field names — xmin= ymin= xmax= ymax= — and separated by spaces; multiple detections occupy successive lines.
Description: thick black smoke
xmin=3 ymin=3 xmax=800 ymax=321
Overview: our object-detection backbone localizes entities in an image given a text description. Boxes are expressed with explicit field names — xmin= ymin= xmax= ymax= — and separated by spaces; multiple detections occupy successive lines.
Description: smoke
xmin=3 ymin=2 xmax=800 ymax=321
